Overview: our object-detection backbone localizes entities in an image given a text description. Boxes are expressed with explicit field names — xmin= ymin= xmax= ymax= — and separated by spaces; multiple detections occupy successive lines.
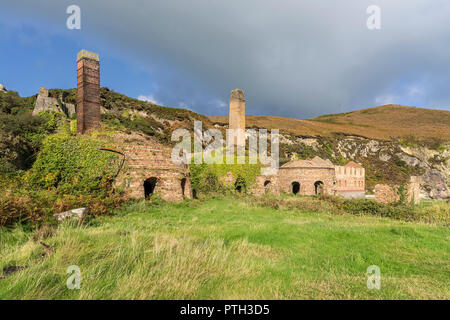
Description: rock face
xmin=32 ymin=86 xmax=76 ymax=118
xmin=0 ymin=84 xmax=6 ymax=92
xmin=399 ymin=145 xmax=450 ymax=199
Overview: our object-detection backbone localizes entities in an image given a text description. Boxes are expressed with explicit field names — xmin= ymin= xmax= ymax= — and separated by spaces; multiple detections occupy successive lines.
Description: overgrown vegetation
xmin=189 ymin=154 xmax=263 ymax=195
xmin=397 ymin=134 xmax=448 ymax=151
xmin=253 ymin=195 xmax=449 ymax=226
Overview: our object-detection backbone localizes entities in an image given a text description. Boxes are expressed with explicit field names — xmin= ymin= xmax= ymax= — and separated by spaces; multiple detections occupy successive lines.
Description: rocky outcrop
xmin=0 ymin=84 xmax=6 ymax=92
xmin=399 ymin=144 xmax=450 ymax=199
xmin=32 ymin=86 xmax=75 ymax=118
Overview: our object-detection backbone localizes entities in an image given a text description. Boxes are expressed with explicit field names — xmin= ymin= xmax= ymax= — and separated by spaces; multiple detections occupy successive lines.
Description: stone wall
xmin=77 ymin=50 xmax=101 ymax=134
xmin=374 ymin=184 xmax=399 ymax=204
xmin=249 ymin=175 xmax=280 ymax=196
xmin=407 ymin=176 xmax=421 ymax=204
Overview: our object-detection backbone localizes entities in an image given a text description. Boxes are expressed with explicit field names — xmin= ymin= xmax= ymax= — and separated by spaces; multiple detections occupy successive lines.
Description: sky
xmin=1 ymin=0 xmax=450 ymax=118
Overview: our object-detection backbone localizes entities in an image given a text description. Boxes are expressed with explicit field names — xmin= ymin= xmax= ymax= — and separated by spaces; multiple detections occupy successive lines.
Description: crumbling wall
xmin=375 ymin=176 xmax=421 ymax=204
xmin=32 ymin=86 xmax=75 ymax=118
xmin=249 ymin=175 xmax=280 ymax=196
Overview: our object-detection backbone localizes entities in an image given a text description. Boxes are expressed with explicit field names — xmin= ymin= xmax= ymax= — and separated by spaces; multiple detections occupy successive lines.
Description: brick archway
xmin=314 ymin=181 xmax=324 ymax=195
xmin=144 ymin=177 xmax=159 ymax=199
xmin=292 ymin=181 xmax=300 ymax=195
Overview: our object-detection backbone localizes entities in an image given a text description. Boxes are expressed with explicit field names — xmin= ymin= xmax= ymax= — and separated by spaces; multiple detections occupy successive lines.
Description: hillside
xmin=1 ymin=88 xmax=448 ymax=199
xmin=209 ymin=105 xmax=450 ymax=142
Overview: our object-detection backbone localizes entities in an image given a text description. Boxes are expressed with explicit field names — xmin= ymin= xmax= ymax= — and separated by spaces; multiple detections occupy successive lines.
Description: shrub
xmin=0 ymin=189 xmax=127 ymax=227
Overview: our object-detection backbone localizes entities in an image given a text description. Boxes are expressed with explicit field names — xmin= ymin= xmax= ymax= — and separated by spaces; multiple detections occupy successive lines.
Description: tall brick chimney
xmin=229 ymin=89 xmax=246 ymax=147
xmin=77 ymin=50 xmax=100 ymax=134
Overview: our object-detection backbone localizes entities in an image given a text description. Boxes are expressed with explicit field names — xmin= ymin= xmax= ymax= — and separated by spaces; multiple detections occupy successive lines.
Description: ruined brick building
xmin=74 ymin=50 xmax=192 ymax=202
xmin=30 ymin=50 xmax=428 ymax=203
xmin=227 ymin=89 xmax=367 ymax=198
xmin=70 ymin=50 xmax=369 ymax=201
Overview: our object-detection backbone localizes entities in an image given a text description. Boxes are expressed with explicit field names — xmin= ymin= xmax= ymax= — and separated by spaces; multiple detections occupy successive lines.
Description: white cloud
xmin=375 ymin=94 xmax=398 ymax=106
xmin=137 ymin=94 xmax=160 ymax=105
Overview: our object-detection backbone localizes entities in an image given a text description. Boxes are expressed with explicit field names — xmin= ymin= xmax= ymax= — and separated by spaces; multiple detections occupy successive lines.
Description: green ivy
xmin=26 ymin=134 xmax=121 ymax=194
xmin=190 ymin=153 xmax=263 ymax=195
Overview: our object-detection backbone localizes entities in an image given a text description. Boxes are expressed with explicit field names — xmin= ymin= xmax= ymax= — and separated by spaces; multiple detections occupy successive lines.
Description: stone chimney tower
xmin=229 ymin=89 xmax=246 ymax=147
xmin=76 ymin=50 xmax=101 ymax=134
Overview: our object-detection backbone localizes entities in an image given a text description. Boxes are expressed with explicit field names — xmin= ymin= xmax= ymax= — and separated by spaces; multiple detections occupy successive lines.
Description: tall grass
xmin=1 ymin=197 xmax=448 ymax=299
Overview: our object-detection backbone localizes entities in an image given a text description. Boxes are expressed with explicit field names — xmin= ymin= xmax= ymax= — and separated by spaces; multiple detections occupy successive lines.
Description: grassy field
xmin=0 ymin=197 xmax=449 ymax=299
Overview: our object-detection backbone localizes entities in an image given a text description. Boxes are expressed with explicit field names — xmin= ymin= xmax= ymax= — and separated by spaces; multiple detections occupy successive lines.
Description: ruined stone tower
xmin=229 ymin=89 xmax=246 ymax=147
xmin=76 ymin=50 xmax=101 ymax=134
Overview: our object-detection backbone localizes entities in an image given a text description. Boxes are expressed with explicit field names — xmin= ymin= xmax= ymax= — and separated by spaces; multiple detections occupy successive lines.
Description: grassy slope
xmin=1 ymin=197 xmax=448 ymax=299
xmin=209 ymin=105 xmax=450 ymax=140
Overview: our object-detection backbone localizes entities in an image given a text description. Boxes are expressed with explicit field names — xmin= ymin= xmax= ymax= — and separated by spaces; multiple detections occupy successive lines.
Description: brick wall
xmin=278 ymin=167 xmax=336 ymax=195
xmin=249 ymin=175 xmax=281 ymax=196
xmin=113 ymin=143 xmax=192 ymax=202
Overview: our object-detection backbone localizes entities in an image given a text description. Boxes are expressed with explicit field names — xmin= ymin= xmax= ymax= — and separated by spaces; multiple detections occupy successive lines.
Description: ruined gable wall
xmin=249 ymin=175 xmax=280 ymax=196
xmin=375 ymin=176 xmax=421 ymax=204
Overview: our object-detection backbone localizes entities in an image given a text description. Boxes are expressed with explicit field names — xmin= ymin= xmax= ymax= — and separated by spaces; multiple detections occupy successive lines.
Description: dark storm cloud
xmin=4 ymin=0 xmax=450 ymax=117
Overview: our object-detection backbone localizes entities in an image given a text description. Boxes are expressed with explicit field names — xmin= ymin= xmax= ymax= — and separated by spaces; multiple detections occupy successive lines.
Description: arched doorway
xmin=144 ymin=177 xmax=158 ymax=199
xmin=264 ymin=180 xmax=271 ymax=193
xmin=235 ymin=176 xmax=246 ymax=193
xmin=314 ymin=181 xmax=324 ymax=195
xmin=181 ymin=178 xmax=187 ymax=198
xmin=292 ymin=182 xmax=300 ymax=195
